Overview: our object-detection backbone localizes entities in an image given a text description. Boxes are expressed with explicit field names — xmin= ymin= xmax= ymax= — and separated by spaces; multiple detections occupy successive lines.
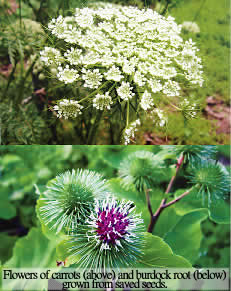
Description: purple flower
xmin=68 ymin=197 xmax=144 ymax=270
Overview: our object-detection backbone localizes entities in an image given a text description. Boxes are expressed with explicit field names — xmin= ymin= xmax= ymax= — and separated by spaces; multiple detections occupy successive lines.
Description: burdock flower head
xmin=68 ymin=197 xmax=144 ymax=270
xmin=189 ymin=160 xmax=230 ymax=206
xmin=38 ymin=169 xmax=108 ymax=234
xmin=161 ymin=145 xmax=217 ymax=164
xmin=119 ymin=150 xmax=165 ymax=192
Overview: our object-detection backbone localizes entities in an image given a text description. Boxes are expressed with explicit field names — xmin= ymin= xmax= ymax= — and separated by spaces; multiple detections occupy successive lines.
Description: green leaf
xmin=56 ymin=239 xmax=70 ymax=263
xmin=173 ymin=189 xmax=230 ymax=224
xmin=0 ymin=201 xmax=16 ymax=219
xmin=101 ymin=146 xmax=156 ymax=169
xmin=108 ymin=178 xmax=182 ymax=237
xmin=0 ymin=234 xmax=17 ymax=264
xmin=153 ymin=206 xmax=182 ymax=238
xmin=173 ymin=188 xmax=203 ymax=216
xmin=56 ymin=239 xmax=81 ymax=267
xmin=164 ymin=209 xmax=208 ymax=263
xmin=5 ymin=228 xmax=58 ymax=268
xmin=0 ymin=154 xmax=22 ymax=166
xmin=99 ymin=147 xmax=128 ymax=169
xmin=208 ymin=199 xmax=230 ymax=224
xmin=217 ymin=145 xmax=230 ymax=158
xmin=216 ymin=247 xmax=230 ymax=267
xmin=138 ymin=233 xmax=192 ymax=268
xmin=108 ymin=177 xmax=144 ymax=203
xmin=4 ymin=228 xmax=59 ymax=291
xmin=19 ymin=205 xmax=37 ymax=229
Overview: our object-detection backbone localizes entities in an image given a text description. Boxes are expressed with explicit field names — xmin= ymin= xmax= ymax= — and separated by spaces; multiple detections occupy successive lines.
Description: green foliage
xmin=140 ymin=113 xmax=227 ymax=145
xmin=3 ymin=227 xmax=58 ymax=290
xmin=0 ymin=200 xmax=16 ymax=219
xmin=0 ymin=18 xmax=45 ymax=59
xmin=172 ymin=188 xmax=230 ymax=225
xmin=164 ymin=209 xmax=208 ymax=263
xmin=0 ymin=145 xmax=230 ymax=274
xmin=196 ymin=220 xmax=230 ymax=268
xmin=0 ymin=146 xmax=73 ymax=231
xmin=0 ymin=233 xmax=17 ymax=264
xmin=0 ymin=102 xmax=52 ymax=145
xmin=171 ymin=0 xmax=230 ymax=102
xmin=5 ymin=227 xmax=57 ymax=268
xmin=217 ymin=145 xmax=230 ymax=158
xmin=88 ymin=0 xmax=184 ymax=10
xmin=138 ymin=233 xmax=191 ymax=268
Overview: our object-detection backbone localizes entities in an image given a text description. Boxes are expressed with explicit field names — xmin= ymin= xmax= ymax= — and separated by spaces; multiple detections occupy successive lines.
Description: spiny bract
xmin=38 ymin=169 xmax=108 ymax=234
xmin=67 ymin=197 xmax=144 ymax=271
xmin=160 ymin=145 xmax=217 ymax=164
xmin=189 ymin=160 xmax=230 ymax=206
xmin=119 ymin=150 xmax=165 ymax=192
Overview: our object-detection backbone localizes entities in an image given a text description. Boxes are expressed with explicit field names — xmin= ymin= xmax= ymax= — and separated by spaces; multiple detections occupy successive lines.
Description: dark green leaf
xmin=164 ymin=209 xmax=208 ymax=263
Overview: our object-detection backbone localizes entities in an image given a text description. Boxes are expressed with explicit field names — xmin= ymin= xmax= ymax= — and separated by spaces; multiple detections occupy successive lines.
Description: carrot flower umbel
xmin=40 ymin=3 xmax=204 ymax=144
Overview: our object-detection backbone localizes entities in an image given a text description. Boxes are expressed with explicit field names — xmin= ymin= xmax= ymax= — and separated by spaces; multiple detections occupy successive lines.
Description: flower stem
xmin=126 ymin=101 xmax=130 ymax=127
xmin=166 ymin=154 xmax=184 ymax=194
xmin=79 ymin=81 xmax=111 ymax=103
xmin=147 ymin=154 xmax=185 ymax=233
xmin=163 ymin=188 xmax=194 ymax=208
xmin=165 ymin=96 xmax=181 ymax=111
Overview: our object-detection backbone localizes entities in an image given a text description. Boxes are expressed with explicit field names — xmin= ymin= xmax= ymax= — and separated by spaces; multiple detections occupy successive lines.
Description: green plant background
xmin=0 ymin=145 xmax=230 ymax=275
xmin=0 ymin=0 xmax=229 ymax=144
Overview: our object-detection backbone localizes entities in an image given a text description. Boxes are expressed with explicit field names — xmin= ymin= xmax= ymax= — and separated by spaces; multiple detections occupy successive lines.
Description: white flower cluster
xmin=82 ymin=68 xmax=103 ymax=89
xmin=57 ymin=65 xmax=79 ymax=84
xmin=117 ymin=82 xmax=135 ymax=101
xmin=53 ymin=99 xmax=83 ymax=119
xmin=182 ymin=21 xmax=200 ymax=34
xmin=124 ymin=119 xmax=141 ymax=145
xmin=93 ymin=92 xmax=113 ymax=110
xmin=180 ymin=98 xmax=198 ymax=119
xmin=40 ymin=5 xmax=204 ymax=143
xmin=40 ymin=47 xmax=63 ymax=66
xmin=140 ymin=90 xmax=154 ymax=110
xmin=41 ymin=5 xmax=204 ymax=93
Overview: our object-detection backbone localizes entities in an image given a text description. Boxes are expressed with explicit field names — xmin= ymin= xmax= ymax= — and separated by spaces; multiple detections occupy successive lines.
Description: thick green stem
xmin=87 ymin=111 xmax=103 ymax=145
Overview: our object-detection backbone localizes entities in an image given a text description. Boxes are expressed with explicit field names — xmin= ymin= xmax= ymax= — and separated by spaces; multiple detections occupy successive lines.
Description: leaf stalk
xmin=147 ymin=154 xmax=186 ymax=233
